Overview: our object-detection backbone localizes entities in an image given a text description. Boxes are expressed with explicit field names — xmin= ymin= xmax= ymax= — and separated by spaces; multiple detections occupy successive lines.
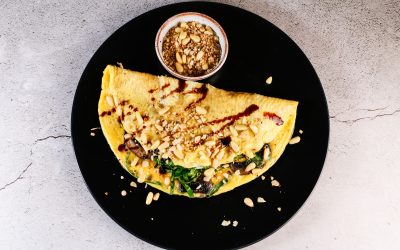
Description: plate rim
xmin=71 ymin=2 xmax=330 ymax=249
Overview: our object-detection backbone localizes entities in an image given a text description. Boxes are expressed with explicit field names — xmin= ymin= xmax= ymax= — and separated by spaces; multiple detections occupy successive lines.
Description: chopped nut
xmin=106 ymin=95 xmax=114 ymax=107
xmin=223 ymin=173 xmax=229 ymax=179
xmin=249 ymin=125 xmax=258 ymax=134
xmin=266 ymin=76 xmax=273 ymax=84
xmin=130 ymin=157 xmax=139 ymax=167
xmin=151 ymin=140 xmax=161 ymax=150
xmin=261 ymin=175 xmax=266 ymax=180
xmin=158 ymin=141 xmax=170 ymax=150
xmin=221 ymin=220 xmax=231 ymax=226
xmin=216 ymin=149 xmax=225 ymax=160
xmin=263 ymin=146 xmax=270 ymax=160
xmin=204 ymin=168 xmax=215 ymax=177
xmin=164 ymin=177 xmax=170 ymax=185
xmin=245 ymin=162 xmax=256 ymax=172
xmin=299 ymin=129 xmax=303 ymax=134
xmin=176 ymin=62 xmax=184 ymax=73
xmin=135 ymin=112 xmax=143 ymax=127
xmin=176 ymin=143 xmax=183 ymax=151
xmin=232 ymin=221 xmax=238 ymax=227
xmin=158 ymin=106 xmax=170 ymax=115
xmin=121 ymin=190 xmax=127 ymax=196
xmin=179 ymin=31 xmax=187 ymax=40
xmin=257 ymin=197 xmax=266 ymax=203
xmin=222 ymin=164 xmax=229 ymax=168
xmin=271 ymin=179 xmax=281 ymax=187
xmin=244 ymin=197 xmax=254 ymax=207
xmin=173 ymin=149 xmax=184 ymax=159
xmin=176 ymin=52 xmax=183 ymax=63
xmin=137 ymin=175 xmax=145 ymax=183
xmin=190 ymin=34 xmax=200 ymax=43
xmin=203 ymin=175 xmax=212 ymax=182
xmin=277 ymin=207 xmax=282 ymax=212
xmin=229 ymin=126 xmax=238 ymax=136
xmin=142 ymin=160 xmax=149 ymax=168
xmin=153 ymin=192 xmax=160 ymax=201
xmin=182 ymin=37 xmax=190 ymax=45
xmin=234 ymin=170 xmax=240 ymax=176
xmin=211 ymin=148 xmax=220 ymax=158
xmin=155 ymin=124 xmax=164 ymax=131
xmin=146 ymin=192 xmax=154 ymax=205
xmin=196 ymin=50 xmax=204 ymax=60
xmin=172 ymin=137 xmax=183 ymax=145
xmin=194 ymin=136 xmax=201 ymax=143
xmin=235 ymin=124 xmax=248 ymax=131
xmin=289 ymin=136 xmax=301 ymax=144
xmin=211 ymin=159 xmax=219 ymax=168
xmin=195 ymin=106 xmax=207 ymax=115
xmin=205 ymin=140 xmax=216 ymax=147
xmin=130 ymin=181 xmax=137 ymax=188
xmin=123 ymin=133 xmax=131 ymax=140
xmin=90 ymin=132 xmax=95 ymax=136
xmin=230 ymin=141 xmax=240 ymax=152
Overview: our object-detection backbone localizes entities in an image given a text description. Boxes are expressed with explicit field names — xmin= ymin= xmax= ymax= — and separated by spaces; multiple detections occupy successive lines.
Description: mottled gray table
xmin=1 ymin=1 xmax=399 ymax=249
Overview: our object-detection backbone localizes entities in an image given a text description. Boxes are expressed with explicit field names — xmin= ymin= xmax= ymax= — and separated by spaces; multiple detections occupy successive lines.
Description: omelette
xmin=98 ymin=65 xmax=298 ymax=198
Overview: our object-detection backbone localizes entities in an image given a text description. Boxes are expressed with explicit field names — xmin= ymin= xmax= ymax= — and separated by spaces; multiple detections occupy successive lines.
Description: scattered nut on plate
xmin=162 ymin=21 xmax=221 ymax=77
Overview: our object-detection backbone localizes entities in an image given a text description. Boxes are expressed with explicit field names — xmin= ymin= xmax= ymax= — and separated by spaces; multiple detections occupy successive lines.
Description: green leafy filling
xmin=154 ymin=157 xmax=204 ymax=197
xmin=232 ymin=145 xmax=268 ymax=168
xmin=148 ymin=144 xmax=269 ymax=197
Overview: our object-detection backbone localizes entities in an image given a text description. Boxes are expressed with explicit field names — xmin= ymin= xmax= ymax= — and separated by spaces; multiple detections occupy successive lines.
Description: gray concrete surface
xmin=1 ymin=0 xmax=399 ymax=249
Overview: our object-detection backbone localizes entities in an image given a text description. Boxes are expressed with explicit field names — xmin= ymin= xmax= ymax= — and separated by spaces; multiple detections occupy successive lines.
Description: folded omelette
xmin=99 ymin=65 xmax=298 ymax=197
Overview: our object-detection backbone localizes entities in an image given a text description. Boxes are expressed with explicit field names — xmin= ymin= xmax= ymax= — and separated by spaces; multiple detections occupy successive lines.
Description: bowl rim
xmin=155 ymin=12 xmax=229 ymax=81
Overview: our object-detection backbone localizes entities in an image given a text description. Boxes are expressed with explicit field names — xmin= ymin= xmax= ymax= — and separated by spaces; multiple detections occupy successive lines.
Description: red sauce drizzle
xmin=148 ymin=88 xmax=158 ymax=93
xmin=191 ymin=104 xmax=259 ymax=146
xmin=129 ymin=105 xmax=133 ymax=109
xmin=151 ymin=97 xmax=155 ymax=101
xmin=161 ymin=80 xmax=187 ymax=99
xmin=263 ymin=112 xmax=284 ymax=126
xmin=161 ymin=82 xmax=170 ymax=90
xmin=117 ymin=144 xmax=126 ymax=152
xmin=206 ymin=104 xmax=259 ymax=126
xmin=184 ymin=85 xmax=209 ymax=110
xmin=133 ymin=107 xmax=138 ymax=112
xmin=119 ymin=100 xmax=129 ymax=106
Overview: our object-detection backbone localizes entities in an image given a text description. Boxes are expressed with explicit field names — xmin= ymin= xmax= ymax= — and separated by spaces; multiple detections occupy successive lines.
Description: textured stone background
xmin=1 ymin=0 xmax=399 ymax=249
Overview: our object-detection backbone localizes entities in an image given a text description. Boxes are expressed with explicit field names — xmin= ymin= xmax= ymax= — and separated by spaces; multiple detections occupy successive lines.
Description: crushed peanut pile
xmin=162 ymin=21 xmax=221 ymax=76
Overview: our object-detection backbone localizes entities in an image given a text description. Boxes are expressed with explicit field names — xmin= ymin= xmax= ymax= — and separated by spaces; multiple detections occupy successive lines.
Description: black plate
xmin=71 ymin=2 xmax=329 ymax=249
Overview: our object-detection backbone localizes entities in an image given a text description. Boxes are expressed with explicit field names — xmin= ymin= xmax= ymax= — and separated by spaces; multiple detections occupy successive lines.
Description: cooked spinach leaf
xmin=154 ymin=157 xmax=204 ymax=197
xmin=207 ymin=179 xmax=227 ymax=197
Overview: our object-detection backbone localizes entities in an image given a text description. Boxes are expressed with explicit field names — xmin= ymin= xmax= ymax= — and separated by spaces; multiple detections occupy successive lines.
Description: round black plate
xmin=71 ymin=2 xmax=329 ymax=249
